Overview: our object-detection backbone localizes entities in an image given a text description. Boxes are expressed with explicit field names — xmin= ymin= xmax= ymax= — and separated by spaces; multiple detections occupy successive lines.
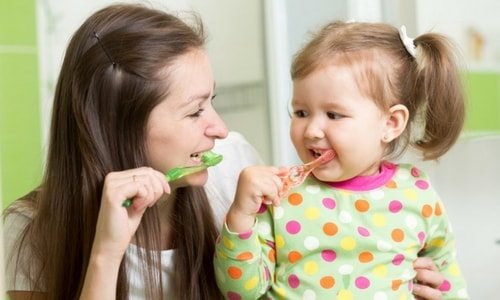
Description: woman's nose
xmin=206 ymin=110 xmax=228 ymax=139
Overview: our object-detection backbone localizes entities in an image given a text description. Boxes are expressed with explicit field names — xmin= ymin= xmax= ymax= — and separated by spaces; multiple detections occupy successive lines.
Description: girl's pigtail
xmin=411 ymin=33 xmax=466 ymax=160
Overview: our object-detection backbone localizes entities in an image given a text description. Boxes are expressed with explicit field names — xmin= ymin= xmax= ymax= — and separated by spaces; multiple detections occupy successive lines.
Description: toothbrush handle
xmin=122 ymin=165 xmax=208 ymax=207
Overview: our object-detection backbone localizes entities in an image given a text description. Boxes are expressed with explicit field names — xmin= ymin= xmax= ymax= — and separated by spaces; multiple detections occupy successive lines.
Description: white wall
xmin=415 ymin=0 xmax=500 ymax=69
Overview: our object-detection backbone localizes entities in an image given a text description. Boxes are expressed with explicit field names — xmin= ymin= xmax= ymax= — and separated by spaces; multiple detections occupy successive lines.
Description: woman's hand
xmin=226 ymin=166 xmax=284 ymax=233
xmin=413 ymin=257 xmax=445 ymax=300
xmin=92 ymin=167 xmax=170 ymax=262
xmin=81 ymin=167 xmax=169 ymax=300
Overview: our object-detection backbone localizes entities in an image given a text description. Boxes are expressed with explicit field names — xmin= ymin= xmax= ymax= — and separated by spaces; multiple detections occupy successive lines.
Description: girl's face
xmin=146 ymin=49 xmax=228 ymax=188
xmin=290 ymin=63 xmax=390 ymax=182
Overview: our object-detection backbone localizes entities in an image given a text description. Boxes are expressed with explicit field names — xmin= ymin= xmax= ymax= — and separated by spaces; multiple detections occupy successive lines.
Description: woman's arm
xmin=80 ymin=167 xmax=170 ymax=299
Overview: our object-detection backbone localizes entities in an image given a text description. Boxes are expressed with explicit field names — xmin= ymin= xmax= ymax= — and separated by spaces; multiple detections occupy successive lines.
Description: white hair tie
xmin=399 ymin=25 xmax=417 ymax=58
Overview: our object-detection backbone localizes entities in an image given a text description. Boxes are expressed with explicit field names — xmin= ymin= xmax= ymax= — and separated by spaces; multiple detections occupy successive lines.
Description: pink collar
xmin=326 ymin=162 xmax=397 ymax=191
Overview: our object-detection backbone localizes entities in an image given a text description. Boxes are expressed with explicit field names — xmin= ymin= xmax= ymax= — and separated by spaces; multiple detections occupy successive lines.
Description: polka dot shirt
xmin=214 ymin=163 xmax=468 ymax=299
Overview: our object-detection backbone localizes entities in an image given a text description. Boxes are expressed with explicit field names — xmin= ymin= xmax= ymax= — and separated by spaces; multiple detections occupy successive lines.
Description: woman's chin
xmin=176 ymin=170 xmax=209 ymax=187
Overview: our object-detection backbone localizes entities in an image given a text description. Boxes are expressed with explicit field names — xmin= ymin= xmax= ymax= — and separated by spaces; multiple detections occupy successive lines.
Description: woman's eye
xmin=327 ymin=111 xmax=343 ymax=120
xmin=188 ymin=108 xmax=204 ymax=118
xmin=293 ymin=110 xmax=308 ymax=118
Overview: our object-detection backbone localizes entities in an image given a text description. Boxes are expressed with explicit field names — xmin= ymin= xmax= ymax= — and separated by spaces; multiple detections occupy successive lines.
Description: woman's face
xmin=146 ymin=49 xmax=228 ymax=188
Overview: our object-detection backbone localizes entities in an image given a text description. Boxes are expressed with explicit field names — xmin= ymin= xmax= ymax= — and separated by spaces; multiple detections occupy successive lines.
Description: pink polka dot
xmin=264 ymin=266 xmax=270 ymax=281
xmin=257 ymin=203 xmax=267 ymax=214
xmin=227 ymin=291 xmax=241 ymax=300
xmin=418 ymin=231 xmax=426 ymax=245
xmin=286 ymin=220 xmax=301 ymax=234
xmin=288 ymin=274 xmax=300 ymax=288
xmin=439 ymin=279 xmax=451 ymax=292
xmin=321 ymin=249 xmax=337 ymax=262
xmin=355 ymin=276 xmax=370 ymax=289
xmin=238 ymin=230 xmax=253 ymax=240
xmin=322 ymin=197 xmax=336 ymax=209
xmin=411 ymin=167 xmax=420 ymax=177
xmin=415 ymin=180 xmax=429 ymax=190
xmin=357 ymin=226 xmax=370 ymax=237
xmin=392 ymin=253 xmax=405 ymax=265
xmin=388 ymin=200 xmax=403 ymax=213
xmin=408 ymin=280 xmax=413 ymax=291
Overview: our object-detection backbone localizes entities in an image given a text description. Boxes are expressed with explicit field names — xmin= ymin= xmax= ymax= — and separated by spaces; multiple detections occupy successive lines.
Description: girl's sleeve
xmin=214 ymin=207 xmax=275 ymax=299
xmin=419 ymin=199 xmax=469 ymax=299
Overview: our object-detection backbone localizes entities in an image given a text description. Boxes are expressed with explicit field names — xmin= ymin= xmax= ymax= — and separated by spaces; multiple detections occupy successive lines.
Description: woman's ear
xmin=382 ymin=104 xmax=409 ymax=143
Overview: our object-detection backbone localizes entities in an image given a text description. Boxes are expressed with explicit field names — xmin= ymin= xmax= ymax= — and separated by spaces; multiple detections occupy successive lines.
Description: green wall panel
xmin=464 ymin=72 xmax=500 ymax=132
xmin=0 ymin=0 xmax=41 ymax=209
xmin=0 ymin=0 xmax=37 ymax=45
xmin=0 ymin=53 xmax=42 ymax=207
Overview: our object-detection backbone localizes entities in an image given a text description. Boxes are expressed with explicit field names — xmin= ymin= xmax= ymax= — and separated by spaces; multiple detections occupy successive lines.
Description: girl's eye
xmin=327 ymin=111 xmax=343 ymax=120
xmin=293 ymin=110 xmax=308 ymax=118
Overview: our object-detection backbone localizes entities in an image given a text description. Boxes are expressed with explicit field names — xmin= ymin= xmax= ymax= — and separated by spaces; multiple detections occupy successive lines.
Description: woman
xmin=3 ymin=3 xmax=446 ymax=300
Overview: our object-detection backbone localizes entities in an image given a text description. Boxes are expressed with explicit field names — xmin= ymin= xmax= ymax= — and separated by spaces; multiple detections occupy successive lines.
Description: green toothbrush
xmin=122 ymin=151 xmax=223 ymax=207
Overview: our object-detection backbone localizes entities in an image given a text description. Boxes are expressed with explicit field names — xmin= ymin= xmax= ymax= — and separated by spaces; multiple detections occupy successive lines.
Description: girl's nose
xmin=304 ymin=119 xmax=325 ymax=140
xmin=206 ymin=109 xmax=228 ymax=139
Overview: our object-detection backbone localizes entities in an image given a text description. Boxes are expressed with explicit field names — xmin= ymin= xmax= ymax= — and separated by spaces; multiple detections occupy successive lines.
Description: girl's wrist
xmin=226 ymin=206 xmax=256 ymax=233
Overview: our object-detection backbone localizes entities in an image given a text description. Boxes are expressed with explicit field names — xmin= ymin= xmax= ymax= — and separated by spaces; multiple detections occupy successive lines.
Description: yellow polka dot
xmin=430 ymin=237 xmax=445 ymax=247
xmin=244 ymin=276 xmax=259 ymax=290
xmin=399 ymin=293 xmax=408 ymax=300
xmin=449 ymin=262 xmax=461 ymax=276
xmin=337 ymin=289 xmax=353 ymax=300
xmin=404 ymin=188 xmax=417 ymax=200
xmin=373 ymin=264 xmax=388 ymax=277
xmin=276 ymin=287 xmax=286 ymax=298
xmin=223 ymin=236 xmax=234 ymax=249
xmin=372 ymin=213 xmax=387 ymax=227
xmin=304 ymin=261 xmax=318 ymax=275
xmin=275 ymin=234 xmax=285 ymax=249
xmin=340 ymin=236 xmax=356 ymax=251
xmin=305 ymin=207 xmax=320 ymax=220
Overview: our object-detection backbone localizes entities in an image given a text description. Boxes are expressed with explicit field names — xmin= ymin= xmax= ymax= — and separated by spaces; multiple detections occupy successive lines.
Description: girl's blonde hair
xmin=292 ymin=21 xmax=465 ymax=160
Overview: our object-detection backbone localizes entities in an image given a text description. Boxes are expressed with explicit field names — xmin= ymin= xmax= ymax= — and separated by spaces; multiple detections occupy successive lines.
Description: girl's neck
xmin=327 ymin=161 xmax=396 ymax=191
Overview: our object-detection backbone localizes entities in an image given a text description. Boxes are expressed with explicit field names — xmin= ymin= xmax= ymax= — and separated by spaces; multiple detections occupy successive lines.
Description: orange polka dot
xmin=358 ymin=251 xmax=373 ymax=263
xmin=320 ymin=276 xmax=335 ymax=289
xmin=391 ymin=229 xmax=405 ymax=242
xmin=354 ymin=199 xmax=370 ymax=212
xmin=392 ymin=279 xmax=402 ymax=291
xmin=385 ymin=180 xmax=397 ymax=188
xmin=268 ymin=248 xmax=276 ymax=263
xmin=323 ymin=222 xmax=338 ymax=236
xmin=435 ymin=202 xmax=442 ymax=216
xmin=288 ymin=193 xmax=303 ymax=206
xmin=237 ymin=251 xmax=253 ymax=261
xmin=228 ymin=266 xmax=242 ymax=279
xmin=288 ymin=251 xmax=302 ymax=263
xmin=421 ymin=204 xmax=433 ymax=218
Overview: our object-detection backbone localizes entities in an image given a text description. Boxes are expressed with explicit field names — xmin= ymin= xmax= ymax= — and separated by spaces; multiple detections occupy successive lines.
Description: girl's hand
xmin=226 ymin=166 xmax=283 ymax=232
xmin=91 ymin=167 xmax=170 ymax=262
xmin=413 ymin=257 xmax=445 ymax=300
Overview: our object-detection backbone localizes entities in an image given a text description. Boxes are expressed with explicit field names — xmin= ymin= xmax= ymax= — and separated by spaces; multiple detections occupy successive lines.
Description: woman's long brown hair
xmin=5 ymin=4 xmax=221 ymax=299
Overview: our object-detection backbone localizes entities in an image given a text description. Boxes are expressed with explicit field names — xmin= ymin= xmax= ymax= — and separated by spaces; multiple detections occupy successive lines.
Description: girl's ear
xmin=382 ymin=104 xmax=409 ymax=143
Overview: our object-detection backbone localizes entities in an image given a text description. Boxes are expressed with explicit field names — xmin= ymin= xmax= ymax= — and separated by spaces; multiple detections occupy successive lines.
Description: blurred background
xmin=1 ymin=0 xmax=499 ymax=297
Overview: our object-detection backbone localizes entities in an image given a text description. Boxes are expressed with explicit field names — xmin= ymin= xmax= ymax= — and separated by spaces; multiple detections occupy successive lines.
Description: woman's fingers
xmin=413 ymin=283 xmax=443 ymax=300
xmin=103 ymin=167 xmax=169 ymax=209
xmin=413 ymin=257 xmax=444 ymax=300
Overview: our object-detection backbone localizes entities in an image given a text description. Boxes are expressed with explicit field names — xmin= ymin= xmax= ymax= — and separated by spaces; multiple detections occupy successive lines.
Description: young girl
xmin=214 ymin=21 xmax=468 ymax=299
